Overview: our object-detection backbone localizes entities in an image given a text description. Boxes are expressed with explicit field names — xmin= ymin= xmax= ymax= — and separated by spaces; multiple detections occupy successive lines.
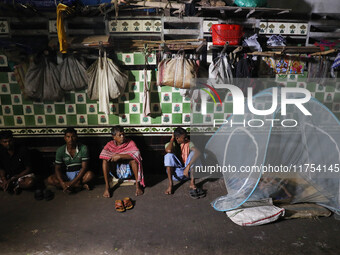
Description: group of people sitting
xmin=0 ymin=126 xmax=205 ymax=200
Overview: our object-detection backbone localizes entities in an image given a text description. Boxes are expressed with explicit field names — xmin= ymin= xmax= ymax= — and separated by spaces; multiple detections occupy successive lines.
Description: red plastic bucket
xmin=211 ymin=24 xmax=243 ymax=46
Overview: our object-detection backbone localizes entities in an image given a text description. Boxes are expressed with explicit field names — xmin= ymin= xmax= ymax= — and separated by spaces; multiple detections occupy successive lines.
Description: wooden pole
xmin=132 ymin=1 xmax=185 ymax=10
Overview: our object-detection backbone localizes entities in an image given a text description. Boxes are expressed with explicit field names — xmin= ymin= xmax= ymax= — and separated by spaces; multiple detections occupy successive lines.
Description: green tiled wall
xmin=0 ymin=49 xmax=192 ymax=131
xmin=1 ymin=53 xmax=340 ymax=134
xmin=0 ymin=68 xmax=193 ymax=128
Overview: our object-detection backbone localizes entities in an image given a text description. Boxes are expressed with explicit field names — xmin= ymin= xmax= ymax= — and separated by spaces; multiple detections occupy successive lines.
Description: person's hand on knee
xmin=183 ymin=165 xmax=190 ymax=178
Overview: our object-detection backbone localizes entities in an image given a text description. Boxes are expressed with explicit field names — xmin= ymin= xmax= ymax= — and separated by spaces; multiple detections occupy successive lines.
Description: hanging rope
xmin=142 ymin=44 xmax=152 ymax=116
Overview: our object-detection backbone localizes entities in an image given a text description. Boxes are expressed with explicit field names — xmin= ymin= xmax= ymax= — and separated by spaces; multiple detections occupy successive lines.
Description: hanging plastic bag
xmin=24 ymin=56 xmax=44 ymax=100
xmin=87 ymin=50 xmax=128 ymax=114
xmin=157 ymin=53 xmax=199 ymax=89
xmin=59 ymin=55 xmax=88 ymax=91
xmin=25 ymin=55 xmax=63 ymax=101
xmin=209 ymin=53 xmax=233 ymax=84
xmin=42 ymin=58 xmax=63 ymax=101
xmin=243 ymin=34 xmax=262 ymax=60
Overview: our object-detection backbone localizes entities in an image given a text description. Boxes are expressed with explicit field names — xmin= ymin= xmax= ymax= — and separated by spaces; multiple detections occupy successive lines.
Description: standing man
xmin=46 ymin=127 xmax=94 ymax=193
xmin=0 ymin=130 xmax=36 ymax=194
xmin=100 ymin=125 xmax=144 ymax=198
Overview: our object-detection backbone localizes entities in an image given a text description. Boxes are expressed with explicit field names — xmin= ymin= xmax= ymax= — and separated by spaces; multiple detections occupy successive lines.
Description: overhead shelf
xmin=209 ymin=45 xmax=325 ymax=54
xmin=306 ymin=19 xmax=340 ymax=46
xmin=111 ymin=38 xmax=206 ymax=52
xmin=196 ymin=6 xmax=291 ymax=18
xmin=266 ymin=46 xmax=321 ymax=53
xmin=209 ymin=45 xmax=246 ymax=50
xmin=308 ymin=32 xmax=340 ymax=38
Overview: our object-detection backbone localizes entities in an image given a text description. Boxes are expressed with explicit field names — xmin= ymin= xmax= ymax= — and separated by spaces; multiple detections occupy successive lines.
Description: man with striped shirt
xmin=46 ymin=127 xmax=94 ymax=193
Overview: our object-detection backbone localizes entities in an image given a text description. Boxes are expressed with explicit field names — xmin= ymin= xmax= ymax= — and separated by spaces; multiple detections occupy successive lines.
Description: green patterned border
xmin=2 ymin=125 xmax=220 ymax=137
xmin=4 ymin=126 xmax=189 ymax=137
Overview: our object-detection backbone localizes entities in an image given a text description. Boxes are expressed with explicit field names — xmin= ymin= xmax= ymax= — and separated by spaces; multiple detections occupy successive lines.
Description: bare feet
xmin=83 ymin=184 xmax=90 ymax=191
xmin=135 ymin=187 xmax=143 ymax=196
xmin=64 ymin=190 xmax=72 ymax=194
xmin=103 ymin=189 xmax=110 ymax=198
xmin=13 ymin=185 xmax=22 ymax=195
xmin=165 ymin=186 xmax=173 ymax=195
xmin=189 ymin=184 xmax=197 ymax=190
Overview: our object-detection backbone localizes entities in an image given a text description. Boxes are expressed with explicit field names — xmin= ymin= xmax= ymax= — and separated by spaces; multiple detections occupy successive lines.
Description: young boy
xmin=164 ymin=127 xmax=205 ymax=198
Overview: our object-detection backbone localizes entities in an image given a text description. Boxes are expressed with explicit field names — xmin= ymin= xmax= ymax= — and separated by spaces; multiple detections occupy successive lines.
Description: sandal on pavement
xmin=189 ymin=188 xmax=206 ymax=199
xmin=43 ymin=189 xmax=54 ymax=201
xmin=123 ymin=197 xmax=134 ymax=210
xmin=115 ymin=200 xmax=125 ymax=212
xmin=196 ymin=188 xmax=206 ymax=198
xmin=34 ymin=189 xmax=44 ymax=200
xmin=189 ymin=188 xmax=200 ymax=199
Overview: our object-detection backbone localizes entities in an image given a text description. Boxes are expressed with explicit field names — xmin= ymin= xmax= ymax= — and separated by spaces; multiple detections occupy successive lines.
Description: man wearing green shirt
xmin=46 ymin=127 xmax=94 ymax=193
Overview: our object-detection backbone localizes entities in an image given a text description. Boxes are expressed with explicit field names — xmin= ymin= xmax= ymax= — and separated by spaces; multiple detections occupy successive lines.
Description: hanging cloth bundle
xmin=235 ymin=55 xmax=255 ymax=78
xmin=57 ymin=3 xmax=70 ymax=53
xmin=59 ymin=55 xmax=88 ymax=91
xmin=331 ymin=52 xmax=340 ymax=77
xmin=307 ymin=56 xmax=330 ymax=85
xmin=209 ymin=53 xmax=233 ymax=84
xmin=234 ymin=55 xmax=256 ymax=95
xmin=24 ymin=55 xmax=63 ymax=101
xmin=157 ymin=52 xmax=199 ymax=89
xmin=87 ymin=49 xmax=128 ymax=115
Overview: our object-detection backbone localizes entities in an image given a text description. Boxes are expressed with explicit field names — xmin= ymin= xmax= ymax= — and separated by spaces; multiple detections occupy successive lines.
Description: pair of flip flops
xmin=34 ymin=189 xmax=54 ymax=201
xmin=189 ymin=188 xmax=206 ymax=199
xmin=115 ymin=197 xmax=134 ymax=212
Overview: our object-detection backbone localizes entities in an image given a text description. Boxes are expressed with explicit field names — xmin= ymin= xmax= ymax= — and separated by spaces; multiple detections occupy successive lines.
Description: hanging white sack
xmin=157 ymin=53 xmax=199 ymax=89
xmin=59 ymin=55 xmax=88 ymax=91
xmin=98 ymin=52 xmax=110 ymax=114
xmin=209 ymin=53 xmax=233 ymax=84
xmin=42 ymin=57 xmax=63 ymax=101
xmin=87 ymin=50 xmax=128 ymax=114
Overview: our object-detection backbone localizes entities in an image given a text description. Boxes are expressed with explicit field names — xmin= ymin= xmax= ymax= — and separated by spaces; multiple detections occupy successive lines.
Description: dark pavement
xmin=1 ymin=176 xmax=340 ymax=255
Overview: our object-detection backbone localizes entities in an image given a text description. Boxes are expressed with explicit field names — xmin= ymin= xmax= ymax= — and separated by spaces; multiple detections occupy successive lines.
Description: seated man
xmin=164 ymin=127 xmax=205 ymax=198
xmin=0 ymin=130 xmax=36 ymax=194
xmin=46 ymin=127 xmax=94 ymax=193
xmin=100 ymin=125 xmax=144 ymax=198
